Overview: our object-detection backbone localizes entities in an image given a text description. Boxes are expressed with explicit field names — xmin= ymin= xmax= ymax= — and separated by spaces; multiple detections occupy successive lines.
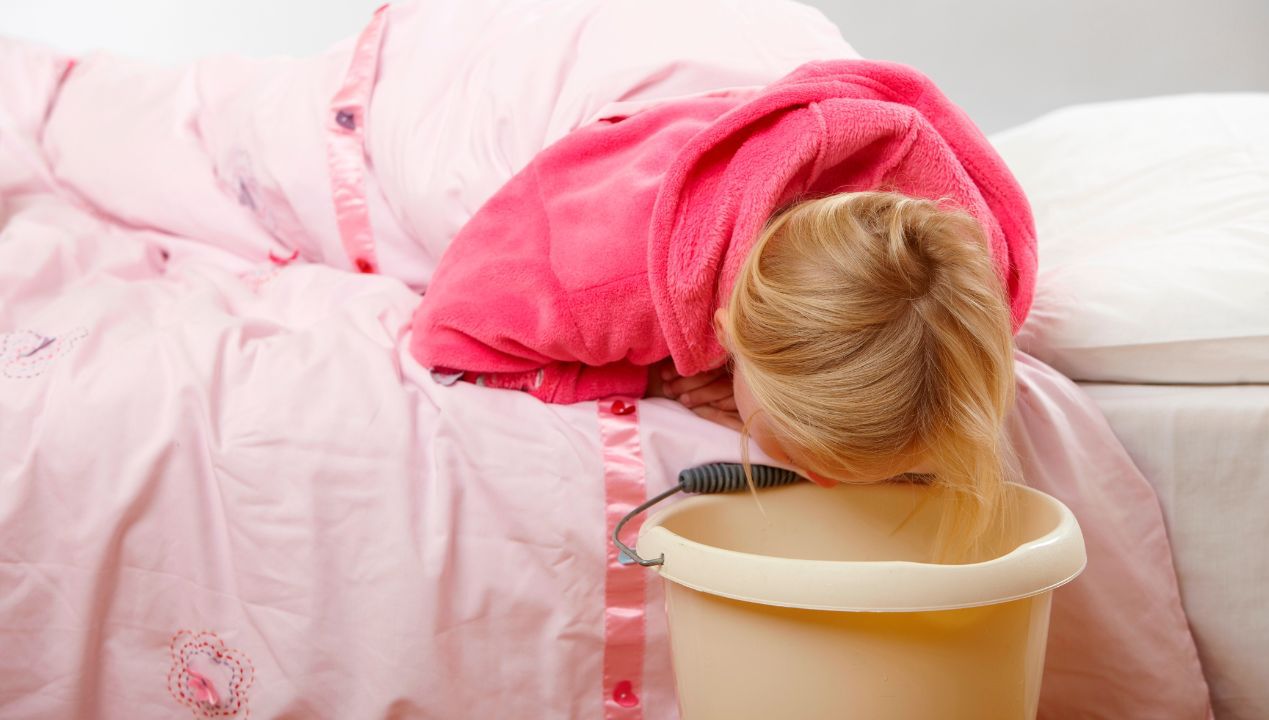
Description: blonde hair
xmin=723 ymin=191 xmax=1018 ymax=564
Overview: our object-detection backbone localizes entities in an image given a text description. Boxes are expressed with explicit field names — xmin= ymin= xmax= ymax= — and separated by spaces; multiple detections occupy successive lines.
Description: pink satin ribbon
xmin=326 ymin=4 xmax=389 ymax=274
xmin=598 ymin=398 xmax=648 ymax=718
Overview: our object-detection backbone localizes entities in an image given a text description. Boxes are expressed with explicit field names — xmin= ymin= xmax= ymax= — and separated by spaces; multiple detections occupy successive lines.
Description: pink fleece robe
xmin=409 ymin=59 xmax=1036 ymax=403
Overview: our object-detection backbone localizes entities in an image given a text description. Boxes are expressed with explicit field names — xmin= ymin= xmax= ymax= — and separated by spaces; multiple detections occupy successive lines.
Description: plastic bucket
xmin=635 ymin=481 xmax=1086 ymax=720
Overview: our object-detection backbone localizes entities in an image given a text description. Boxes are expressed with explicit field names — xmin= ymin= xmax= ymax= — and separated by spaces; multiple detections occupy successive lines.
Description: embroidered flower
xmin=0 ymin=328 xmax=87 ymax=379
xmin=238 ymin=265 xmax=282 ymax=293
xmin=168 ymin=630 xmax=255 ymax=719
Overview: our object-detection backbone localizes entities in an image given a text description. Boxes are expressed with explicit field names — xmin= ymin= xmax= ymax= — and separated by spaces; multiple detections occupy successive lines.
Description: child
xmin=411 ymin=59 xmax=1035 ymax=563
xmin=647 ymin=190 xmax=1016 ymax=562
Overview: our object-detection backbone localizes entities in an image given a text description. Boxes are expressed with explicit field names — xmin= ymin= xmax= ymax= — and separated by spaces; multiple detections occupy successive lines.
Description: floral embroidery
xmin=168 ymin=630 xmax=255 ymax=719
xmin=238 ymin=265 xmax=282 ymax=293
xmin=0 ymin=328 xmax=88 ymax=379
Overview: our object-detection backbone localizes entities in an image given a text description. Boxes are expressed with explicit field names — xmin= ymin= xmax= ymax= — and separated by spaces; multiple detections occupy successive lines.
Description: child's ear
xmin=806 ymin=471 xmax=838 ymax=489
xmin=713 ymin=308 xmax=729 ymax=341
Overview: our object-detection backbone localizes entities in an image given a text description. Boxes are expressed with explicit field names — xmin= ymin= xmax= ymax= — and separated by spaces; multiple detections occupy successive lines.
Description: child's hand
xmin=646 ymin=359 xmax=742 ymax=430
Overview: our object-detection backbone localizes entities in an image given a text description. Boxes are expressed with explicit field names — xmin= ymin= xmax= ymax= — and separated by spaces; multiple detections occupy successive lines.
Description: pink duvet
xmin=0 ymin=1 xmax=1211 ymax=718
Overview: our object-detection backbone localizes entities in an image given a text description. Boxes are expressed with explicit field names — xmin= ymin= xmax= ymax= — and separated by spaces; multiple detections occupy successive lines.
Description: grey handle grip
xmin=612 ymin=463 xmax=803 ymax=567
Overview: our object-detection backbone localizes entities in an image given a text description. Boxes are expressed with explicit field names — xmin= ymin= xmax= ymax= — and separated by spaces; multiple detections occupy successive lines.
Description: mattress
xmin=1079 ymin=382 xmax=1269 ymax=720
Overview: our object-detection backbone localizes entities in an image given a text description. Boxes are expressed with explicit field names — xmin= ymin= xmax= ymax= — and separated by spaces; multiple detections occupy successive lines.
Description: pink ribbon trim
xmin=598 ymin=398 xmax=648 ymax=719
xmin=326 ymin=4 xmax=389 ymax=274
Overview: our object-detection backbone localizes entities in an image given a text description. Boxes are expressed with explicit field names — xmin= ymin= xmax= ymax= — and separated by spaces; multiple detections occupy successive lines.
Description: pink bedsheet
xmin=0 ymin=1 xmax=1212 ymax=718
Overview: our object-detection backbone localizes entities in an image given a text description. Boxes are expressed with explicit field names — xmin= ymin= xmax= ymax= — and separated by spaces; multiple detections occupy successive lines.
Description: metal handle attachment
xmin=611 ymin=463 xmax=803 ymax=567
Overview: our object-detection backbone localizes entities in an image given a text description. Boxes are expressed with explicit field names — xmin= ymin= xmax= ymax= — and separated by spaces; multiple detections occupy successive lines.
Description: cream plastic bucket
xmin=635 ymin=481 xmax=1086 ymax=720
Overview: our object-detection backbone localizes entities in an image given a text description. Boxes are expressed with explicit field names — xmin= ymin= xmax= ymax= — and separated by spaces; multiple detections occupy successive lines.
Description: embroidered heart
xmin=168 ymin=630 xmax=255 ymax=719
xmin=0 ymin=328 xmax=87 ymax=379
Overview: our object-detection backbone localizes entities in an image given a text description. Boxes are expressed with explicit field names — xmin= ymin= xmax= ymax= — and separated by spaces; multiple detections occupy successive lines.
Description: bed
xmin=1080 ymin=383 xmax=1269 ymax=719
xmin=1 ymin=1 xmax=1262 ymax=718
xmin=991 ymin=93 xmax=1269 ymax=720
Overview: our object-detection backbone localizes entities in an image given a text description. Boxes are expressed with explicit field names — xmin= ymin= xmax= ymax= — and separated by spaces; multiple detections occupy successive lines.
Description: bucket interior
xmin=655 ymin=481 xmax=1062 ymax=564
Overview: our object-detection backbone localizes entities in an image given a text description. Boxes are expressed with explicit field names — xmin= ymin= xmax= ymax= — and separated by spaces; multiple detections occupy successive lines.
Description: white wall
xmin=803 ymin=0 xmax=1269 ymax=132
xmin=2 ymin=0 xmax=1267 ymax=133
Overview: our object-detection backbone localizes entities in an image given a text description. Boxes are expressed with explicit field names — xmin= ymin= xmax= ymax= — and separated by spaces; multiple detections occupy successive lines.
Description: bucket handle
xmin=612 ymin=463 xmax=803 ymax=567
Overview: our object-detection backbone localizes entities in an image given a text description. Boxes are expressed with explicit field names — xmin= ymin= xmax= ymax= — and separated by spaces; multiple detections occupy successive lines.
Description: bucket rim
xmin=635 ymin=481 xmax=1087 ymax=612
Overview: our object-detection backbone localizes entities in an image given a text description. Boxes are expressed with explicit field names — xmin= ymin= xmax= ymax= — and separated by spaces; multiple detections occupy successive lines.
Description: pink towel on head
xmin=409 ymin=59 xmax=1036 ymax=403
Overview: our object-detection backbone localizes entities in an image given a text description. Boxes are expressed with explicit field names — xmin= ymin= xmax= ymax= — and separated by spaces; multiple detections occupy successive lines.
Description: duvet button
xmin=612 ymin=680 xmax=638 ymax=707
xmin=610 ymin=400 xmax=635 ymax=415
xmin=335 ymin=109 xmax=357 ymax=130
xmin=355 ymin=257 xmax=375 ymax=274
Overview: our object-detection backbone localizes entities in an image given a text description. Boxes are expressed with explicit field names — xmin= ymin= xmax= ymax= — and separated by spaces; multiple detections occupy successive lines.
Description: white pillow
xmin=990 ymin=94 xmax=1269 ymax=383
